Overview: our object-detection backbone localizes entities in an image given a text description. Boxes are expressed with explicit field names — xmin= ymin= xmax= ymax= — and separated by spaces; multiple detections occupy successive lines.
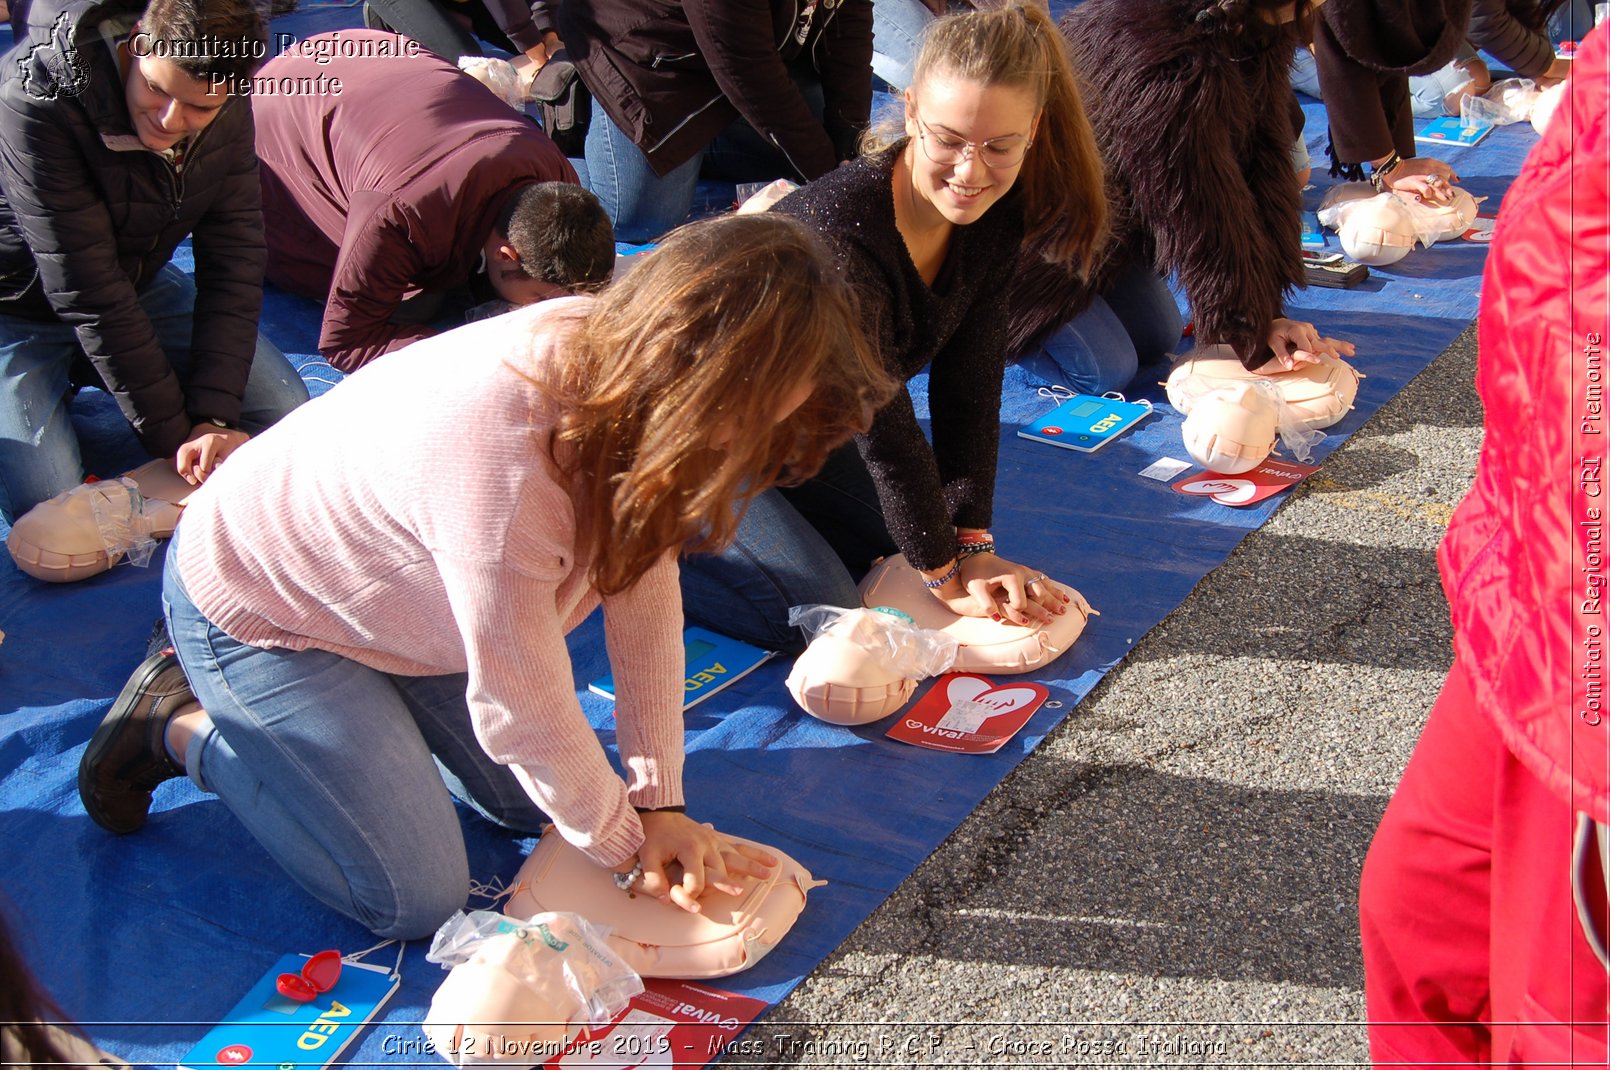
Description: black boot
xmin=78 ymin=650 xmax=193 ymax=834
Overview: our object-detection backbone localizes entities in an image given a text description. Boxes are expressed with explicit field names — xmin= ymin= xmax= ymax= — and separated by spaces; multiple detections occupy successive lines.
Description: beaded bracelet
xmin=1369 ymin=150 xmax=1402 ymax=193
xmin=922 ymin=558 xmax=962 ymax=589
xmin=956 ymin=530 xmax=996 ymax=560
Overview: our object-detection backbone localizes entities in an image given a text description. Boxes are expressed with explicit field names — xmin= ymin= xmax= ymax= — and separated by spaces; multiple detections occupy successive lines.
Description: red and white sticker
xmin=1462 ymin=213 xmax=1498 ymax=243
xmin=1172 ymin=458 xmax=1319 ymax=507
xmin=886 ymin=673 xmax=1050 ymax=754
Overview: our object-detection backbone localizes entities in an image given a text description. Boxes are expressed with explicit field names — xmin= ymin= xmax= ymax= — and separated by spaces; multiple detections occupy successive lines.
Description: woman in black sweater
xmin=679 ymin=1 xmax=1107 ymax=650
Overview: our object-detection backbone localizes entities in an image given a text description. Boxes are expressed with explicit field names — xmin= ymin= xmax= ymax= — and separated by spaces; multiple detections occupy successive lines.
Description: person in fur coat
xmin=1315 ymin=0 xmax=1469 ymax=190
xmin=1007 ymin=0 xmax=1354 ymax=387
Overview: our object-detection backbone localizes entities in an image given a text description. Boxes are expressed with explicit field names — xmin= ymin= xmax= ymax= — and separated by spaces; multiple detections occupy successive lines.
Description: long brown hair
xmin=0 ymin=905 xmax=75 ymax=1066
xmin=867 ymin=2 xmax=1109 ymax=275
xmin=551 ymin=214 xmax=897 ymax=596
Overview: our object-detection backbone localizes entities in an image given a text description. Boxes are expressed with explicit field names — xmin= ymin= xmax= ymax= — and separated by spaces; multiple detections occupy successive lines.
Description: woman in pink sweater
xmin=77 ymin=214 xmax=894 ymax=939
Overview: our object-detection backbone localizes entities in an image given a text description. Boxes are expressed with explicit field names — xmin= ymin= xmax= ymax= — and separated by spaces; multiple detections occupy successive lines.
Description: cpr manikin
xmin=1166 ymin=345 xmax=1363 ymax=475
xmin=785 ymin=605 xmax=960 ymax=725
xmin=502 ymin=828 xmax=823 ymax=980
xmin=785 ymin=564 xmax=1095 ymax=726
xmin=6 ymin=460 xmax=195 ymax=582
xmin=422 ymin=834 xmax=823 ymax=1062
xmin=423 ymin=909 xmax=642 ymax=1065
xmin=1531 ymin=79 xmax=1567 ymax=136
xmin=1318 ymin=183 xmax=1482 ymax=266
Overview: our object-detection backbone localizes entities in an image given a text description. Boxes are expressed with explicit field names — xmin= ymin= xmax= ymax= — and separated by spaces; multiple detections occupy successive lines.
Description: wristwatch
xmin=200 ymin=417 xmax=234 ymax=430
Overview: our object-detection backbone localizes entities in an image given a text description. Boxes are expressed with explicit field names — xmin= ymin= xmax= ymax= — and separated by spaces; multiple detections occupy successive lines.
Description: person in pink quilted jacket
xmin=1357 ymin=23 xmax=1609 ymax=1064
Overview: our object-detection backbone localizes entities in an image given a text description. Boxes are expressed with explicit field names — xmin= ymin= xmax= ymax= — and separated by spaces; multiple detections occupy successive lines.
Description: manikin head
xmin=482 ymin=182 xmax=615 ymax=306
xmin=122 ymin=0 xmax=265 ymax=152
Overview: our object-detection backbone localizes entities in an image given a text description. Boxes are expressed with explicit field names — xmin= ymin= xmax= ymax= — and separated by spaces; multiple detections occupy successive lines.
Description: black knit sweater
xmin=1008 ymin=0 xmax=1306 ymax=369
xmin=775 ymin=144 xmax=1025 ymax=571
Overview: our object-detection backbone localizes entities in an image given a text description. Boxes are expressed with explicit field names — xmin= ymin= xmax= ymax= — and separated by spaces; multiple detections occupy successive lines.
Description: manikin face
xmin=124 ymin=51 xmax=228 ymax=152
xmin=902 ymin=74 xmax=1040 ymax=229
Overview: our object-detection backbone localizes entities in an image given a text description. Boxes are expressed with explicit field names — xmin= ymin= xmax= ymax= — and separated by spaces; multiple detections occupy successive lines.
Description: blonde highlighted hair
xmin=549 ymin=214 xmax=898 ymax=596
xmin=865 ymin=2 xmax=1108 ymax=275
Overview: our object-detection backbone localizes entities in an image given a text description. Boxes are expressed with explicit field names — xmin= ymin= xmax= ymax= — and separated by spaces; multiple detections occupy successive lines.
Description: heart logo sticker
xmin=886 ymin=673 xmax=1050 ymax=753
xmin=1172 ymin=459 xmax=1319 ymax=506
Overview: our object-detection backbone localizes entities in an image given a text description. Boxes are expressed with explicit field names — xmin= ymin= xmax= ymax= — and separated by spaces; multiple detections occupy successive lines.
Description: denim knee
xmin=1102 ymin=272 xmax=1184 ymax=363
xmin=679 ymin=491 xmax=861 ymax=652
xmin=1029 ymin=328 xmax=1139 ymax=396
xmin=871 ymin=0 xmax=934 ymax=90
xmin=583 ymin=114 xmax=700 ymax=244
xmin=680 ymin=552 xmax=859 ymax=652
xmin=1409 ymin=64 xmax=1463 ymax=118
xmin=240 ymin=335 xmax=311 ymax=433
xmin=358 ymin=852 xmax=472 ymax=940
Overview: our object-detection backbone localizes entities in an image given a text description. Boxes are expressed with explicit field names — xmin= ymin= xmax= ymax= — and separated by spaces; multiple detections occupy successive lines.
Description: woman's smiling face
xmin=903 ymin=72 xmax=1040 ymax=228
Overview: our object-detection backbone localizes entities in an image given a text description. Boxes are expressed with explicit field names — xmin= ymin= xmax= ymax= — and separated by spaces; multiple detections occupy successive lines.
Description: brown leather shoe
xmin=78 ymin=649 xmax=192 ymax=834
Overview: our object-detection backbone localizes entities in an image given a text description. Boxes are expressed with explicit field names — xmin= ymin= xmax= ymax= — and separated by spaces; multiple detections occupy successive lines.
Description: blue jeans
xmin=871 ymin=0 xmax=933 ymax=90
xmin=0 ymin=264 xmax=309 ymax=524
xmin=679 ymin=443 xmax=895 ymax=651
xmin=1291 ymin=45 xmax=1322 ymax=99
xmin=163 ymin=534 xmax=545 ymax=939
xmin=582 ymin=75 xmax=827 ymax=243
xmin=1015 ymin=262 xmax=1184 ymax=396
xmin=1408 ymin=42 xmax=1481 ymax=118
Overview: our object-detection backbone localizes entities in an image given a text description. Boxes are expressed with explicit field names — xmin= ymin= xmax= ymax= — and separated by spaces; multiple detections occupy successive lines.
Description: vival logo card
xmin=1171 ymin=459 xmax=1320 ymax=507
xmin=886 ymin=673 xmax=1050 ymax=754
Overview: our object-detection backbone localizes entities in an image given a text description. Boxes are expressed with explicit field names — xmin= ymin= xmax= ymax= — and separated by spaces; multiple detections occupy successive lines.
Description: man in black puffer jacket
xmin=0 ymin=0 xmax=307 ymax=525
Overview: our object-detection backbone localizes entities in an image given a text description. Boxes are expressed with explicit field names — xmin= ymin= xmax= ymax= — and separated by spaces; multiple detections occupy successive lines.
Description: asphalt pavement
xmin=717 ymin=325 xmax=1485 ymax=1068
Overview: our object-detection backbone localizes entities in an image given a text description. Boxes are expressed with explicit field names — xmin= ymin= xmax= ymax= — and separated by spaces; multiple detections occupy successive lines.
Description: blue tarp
xmin=0 ymin=7 xmax=1537 ymax=1064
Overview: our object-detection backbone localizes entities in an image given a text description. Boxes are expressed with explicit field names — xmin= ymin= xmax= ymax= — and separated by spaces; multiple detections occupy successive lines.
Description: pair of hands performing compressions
xmin=917 ymin=528 xmax=1092 ymax=628
xmin=611 ymin=811 xmax=779 ymax=913
xmin=606 ymin=535 xmax=1096 ymax=908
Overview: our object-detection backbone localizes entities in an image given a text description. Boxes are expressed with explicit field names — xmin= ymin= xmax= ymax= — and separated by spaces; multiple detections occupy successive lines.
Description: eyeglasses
xmin=912 ymin=112 xmax=1033 ymax=169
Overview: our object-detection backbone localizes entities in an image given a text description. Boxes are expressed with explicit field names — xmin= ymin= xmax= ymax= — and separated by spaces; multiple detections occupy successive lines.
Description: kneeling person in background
xmin=253 ymin=31 xmax=610 ymax=373
xmin=0 ymin=0 xmax=309 ymax=524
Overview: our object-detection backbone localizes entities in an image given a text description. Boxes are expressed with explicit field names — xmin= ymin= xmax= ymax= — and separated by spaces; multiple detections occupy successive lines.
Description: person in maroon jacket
xmin=561 ymin=0 xmax=874 ymax=243
xmin=253 ymin=31 xmax=613 ymax=374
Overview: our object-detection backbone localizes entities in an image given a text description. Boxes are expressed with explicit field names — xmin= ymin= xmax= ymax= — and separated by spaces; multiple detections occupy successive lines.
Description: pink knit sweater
xmin=175 ymin=298 xmax=685 ymax=867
